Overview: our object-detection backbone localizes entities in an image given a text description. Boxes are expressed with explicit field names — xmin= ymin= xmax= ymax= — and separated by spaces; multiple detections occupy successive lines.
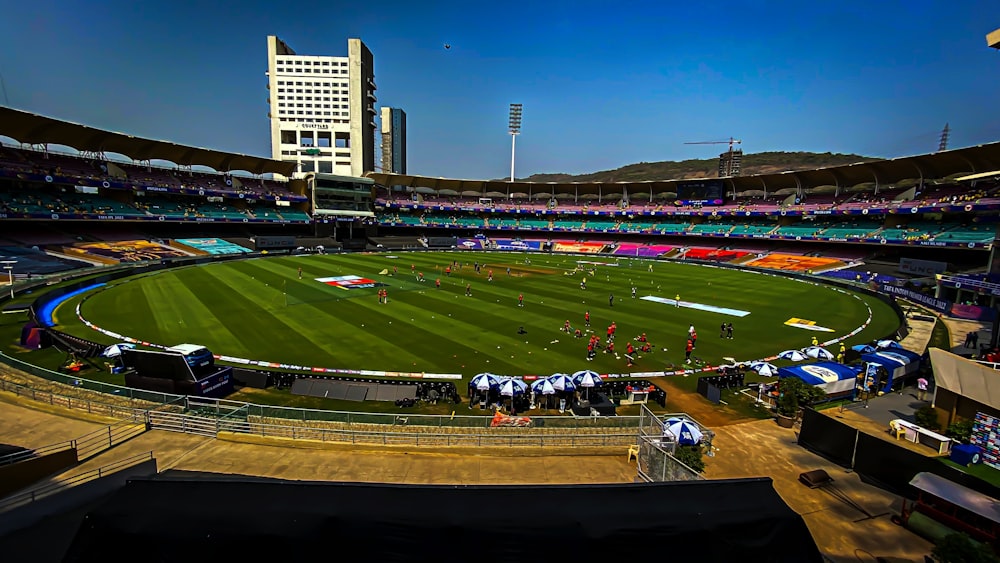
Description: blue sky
xmin=1 ymin=0 xmax=998 ymax=178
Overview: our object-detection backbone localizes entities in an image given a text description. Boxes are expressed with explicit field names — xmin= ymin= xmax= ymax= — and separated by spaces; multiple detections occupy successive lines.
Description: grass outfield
xmin=50 ymin=252 xmax=901 ymax=382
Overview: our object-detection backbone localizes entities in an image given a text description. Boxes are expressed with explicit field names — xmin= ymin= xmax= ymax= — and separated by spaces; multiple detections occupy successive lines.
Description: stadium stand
xmin=0 ymin=246 xmax=90 ymax=277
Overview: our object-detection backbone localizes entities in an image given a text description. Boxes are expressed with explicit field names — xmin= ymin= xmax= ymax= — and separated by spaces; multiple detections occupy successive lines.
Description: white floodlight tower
xmin=0 ymin=261 xmax=15 ymax=299
xmin=508 ymin=103 xmax=523 ymax=182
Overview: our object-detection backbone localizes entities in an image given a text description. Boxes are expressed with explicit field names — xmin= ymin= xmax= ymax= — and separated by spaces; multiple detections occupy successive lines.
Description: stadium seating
xmin=695 ymin=222 xmax=737 ymax=234
xmin=729 ymin=223 xmax=776 ymax=236
xmin=816 ymin=220 xmax=881 ymax=239
xmin=743 ymin=253 xmax=845 ymax=273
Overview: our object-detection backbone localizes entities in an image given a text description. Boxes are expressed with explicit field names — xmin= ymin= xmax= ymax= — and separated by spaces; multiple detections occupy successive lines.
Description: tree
xmin=931 ymin=532 xmax=1000 ymax=563
xmin=946 ymin=419 xmax=974 ymax=444
xmin=915 ymin=405 xmax=942 ymax=431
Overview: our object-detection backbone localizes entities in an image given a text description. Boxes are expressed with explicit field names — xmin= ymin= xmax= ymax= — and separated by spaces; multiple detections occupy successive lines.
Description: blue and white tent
xmin=861 ymin=348 xmax=923 ymax=391
xmin=777 ymin=361 xmax=861 ymax=395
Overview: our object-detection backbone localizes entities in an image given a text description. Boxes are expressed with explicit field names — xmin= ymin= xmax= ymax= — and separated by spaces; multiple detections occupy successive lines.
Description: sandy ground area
xmin=706 ymin=418 xmax=933 ymax=563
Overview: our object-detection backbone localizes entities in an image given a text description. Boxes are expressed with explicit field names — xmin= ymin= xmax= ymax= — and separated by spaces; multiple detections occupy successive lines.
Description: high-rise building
xmin=380 ymin=107 xmax=407 ymax=174
xmin=265 ymin=36 xmax=376 ymax=178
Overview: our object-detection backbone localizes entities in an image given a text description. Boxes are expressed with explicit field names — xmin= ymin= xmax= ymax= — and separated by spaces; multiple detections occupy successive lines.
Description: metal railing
xmin=0 ymin=451 xmax=154 ymax=513
xmin=73 ymin=421 xmax=148 ymax=460
xmin=1 ymin=370 xmax=638 ymax=447
xmin=245 ymin=401 xmax=642 ymax=429
xmin=0 ymin=421 xmax=147 ymax=470
xmin=157 ymin=413 xmax=636 ymax=448
xmin=0 ymin=439 xmax=73 ymax=468
xmin=0 ymin=376 xmax=165 ymax=422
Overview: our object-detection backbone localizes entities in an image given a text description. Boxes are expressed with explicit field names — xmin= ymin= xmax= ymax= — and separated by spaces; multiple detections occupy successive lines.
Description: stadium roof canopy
xmin=368 ymin=141 xmax=1000 ymax=195
xmin=0 ymin=106 xmax=295 ymax=176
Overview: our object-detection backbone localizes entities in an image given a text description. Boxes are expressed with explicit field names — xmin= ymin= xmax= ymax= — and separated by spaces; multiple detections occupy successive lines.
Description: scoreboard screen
xmin=676 ymin=180 xmax=725 ymax=205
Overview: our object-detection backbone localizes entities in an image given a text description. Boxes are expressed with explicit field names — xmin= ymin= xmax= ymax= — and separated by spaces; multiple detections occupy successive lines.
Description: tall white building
xmin=265 ymin=36 xmax=376 ymax=178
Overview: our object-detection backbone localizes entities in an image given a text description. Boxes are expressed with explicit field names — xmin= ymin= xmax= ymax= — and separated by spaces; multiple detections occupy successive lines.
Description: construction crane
xmin=684 ymin=138 xmax=744 ymax=177
xmin=684 ymin=137 xmax=742 ymax=150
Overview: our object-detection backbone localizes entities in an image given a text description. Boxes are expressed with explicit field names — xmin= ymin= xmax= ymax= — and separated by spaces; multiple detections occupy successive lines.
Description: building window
xmin=301 ymin=160 xmax=314 ymax=173
xmin=317 ymin=161 xmax=333 ymax=173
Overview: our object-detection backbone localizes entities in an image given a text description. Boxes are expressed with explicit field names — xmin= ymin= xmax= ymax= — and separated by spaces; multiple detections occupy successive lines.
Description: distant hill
xmin=519 ymin=151 xmax=880 ymax=183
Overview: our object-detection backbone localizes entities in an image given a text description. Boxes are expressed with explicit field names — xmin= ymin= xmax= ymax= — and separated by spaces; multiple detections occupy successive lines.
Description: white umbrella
xmin=101 ymin=343 xmax=135 ymax=358
xmin=749 ymin=361 xmax=779 ymax=377
xmin=531 ymin=378 xmax=556 ymax=395
xmin=549 ymin=373 xmax=577 ymax=392
xmin=572 ymin=370 xmax=603 ymax=399
xmin=470 ymin=373 xmax=500 ymax=392
xmin=804 ymin=346 xmax=835 ymax=360
xmin=778 ymin=350 xmax=808 ymax=362
xmin=497 ymin=377 xmax=528 ymax=397
xmin=663 ymin=417 xmax=704 ymax=446
xmin=572 ymin=370 xmax=602 ymax=387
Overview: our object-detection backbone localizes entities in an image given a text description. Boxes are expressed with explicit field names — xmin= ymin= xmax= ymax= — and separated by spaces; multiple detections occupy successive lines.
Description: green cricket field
xmin=51 ymin=251 xmax=900 ymax=382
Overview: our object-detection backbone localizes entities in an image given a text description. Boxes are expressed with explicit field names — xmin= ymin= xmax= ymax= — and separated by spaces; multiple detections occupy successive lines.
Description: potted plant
xmin=775 ymin=377 xmax=826 ymax=428
xmin=775 ymin=380 xmax=800 ymax=428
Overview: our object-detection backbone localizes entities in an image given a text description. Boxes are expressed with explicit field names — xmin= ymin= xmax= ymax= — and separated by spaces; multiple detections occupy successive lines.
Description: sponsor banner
xmin=899 ymin=257 xmax=948 ymax=276
xmin=551 ymin=241 xmax=606 ymax=253
xmin=457 ymin=238 xmax=488 ymax=250
xmin=784 ymin=318 xmax=835 ymax=332
xmin=491 ymin=239 xmax=543 ymax=251
xmin=315 ymin=275 xmax=385 ymax=289
xmin=879 ymin=283 xmax=997 ymax=321
xmin=879 ymin=283 xmax=949 ymax=312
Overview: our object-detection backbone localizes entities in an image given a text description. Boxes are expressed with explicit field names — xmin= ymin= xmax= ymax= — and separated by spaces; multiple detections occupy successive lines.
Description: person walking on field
xmin=298 ymin=267 xmax=303 ymax=280
xmin=675 ymin=293 xmax=680 ymax=308
xmin=585 ymin=310 xmax=590 ymax=327
xmin=726 ymin=323 xmax=733 ymax=339
xmin=685 ymin=339 xmax=694 ymax=363
xmin=609 ymin=293 xmax=614 ymax=307
xmin=518 ymin=293 xmax=524 ymax=307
